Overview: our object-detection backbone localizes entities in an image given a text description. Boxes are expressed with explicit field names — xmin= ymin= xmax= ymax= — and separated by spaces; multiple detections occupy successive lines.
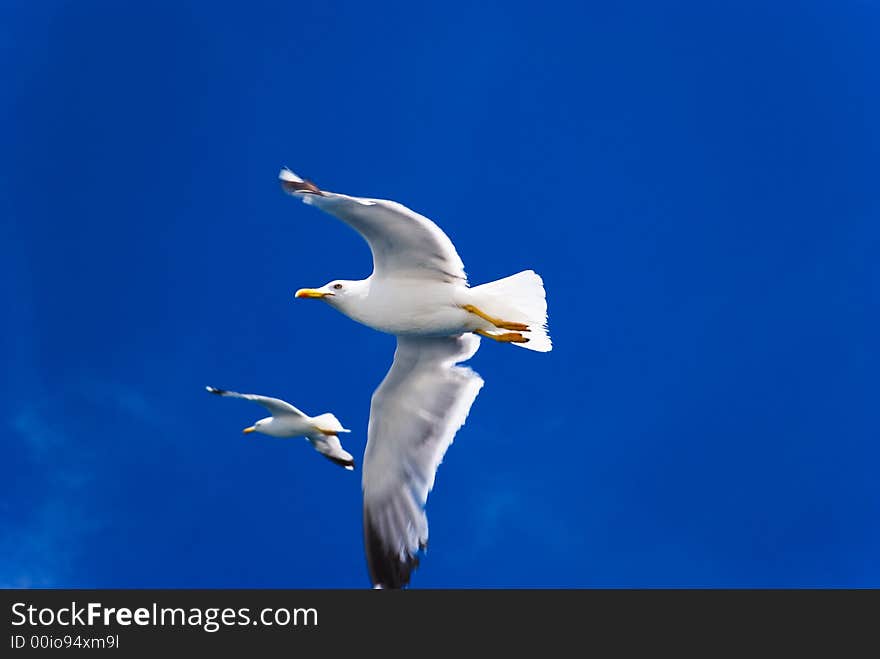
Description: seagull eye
xmin=333 ymin=283 xmax=343 ymax=290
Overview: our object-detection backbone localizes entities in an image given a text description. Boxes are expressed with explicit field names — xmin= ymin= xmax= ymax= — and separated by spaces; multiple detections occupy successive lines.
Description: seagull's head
xmin=294 ymin=279 xmax=366 ymax=310
xmin=243 ymin=417 xmax=271 ymax=435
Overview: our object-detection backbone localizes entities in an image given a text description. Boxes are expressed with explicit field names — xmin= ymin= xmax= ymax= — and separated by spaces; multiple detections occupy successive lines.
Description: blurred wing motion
xmin=280 ymin=168 xmax=466 ymax=283
xmin=362 ymin=334 xmax=484 ymax=588
xmin=205 ymin=386 xmax=306 ymax=418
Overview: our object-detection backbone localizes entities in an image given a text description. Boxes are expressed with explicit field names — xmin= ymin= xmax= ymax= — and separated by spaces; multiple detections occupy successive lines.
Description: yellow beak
xmin=295 ymin=288 xmax=329 ymax=299
xmin=242 ymin=426 xmax=256 ymax=434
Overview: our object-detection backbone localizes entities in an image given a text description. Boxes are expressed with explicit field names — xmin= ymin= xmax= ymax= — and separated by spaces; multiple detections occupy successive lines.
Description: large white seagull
xmin=280 ymin=168 xmax=551 ymax=588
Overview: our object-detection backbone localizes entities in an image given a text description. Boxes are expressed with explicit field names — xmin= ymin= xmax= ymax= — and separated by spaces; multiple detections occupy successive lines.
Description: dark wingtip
xmin=363 ymin=508 xmax=420 ymax=589
xmin=325 ymin=454 xmax=356 ymax=471
xmin=206 ymin=386 xmax=225 ymax=395
xmin=280 ymin=178 xmax=324 ymax=196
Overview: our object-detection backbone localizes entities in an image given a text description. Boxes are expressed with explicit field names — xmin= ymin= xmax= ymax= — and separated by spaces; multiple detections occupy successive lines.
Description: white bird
xmin=280 ymin=168 xmax=551 ymax=587
xmin=205 ymin=386 xmax=356 ymax=470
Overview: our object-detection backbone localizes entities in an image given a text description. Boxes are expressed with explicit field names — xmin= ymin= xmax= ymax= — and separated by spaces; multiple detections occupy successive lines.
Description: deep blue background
xmin=2 ymin=1 xmax=878 ymax=587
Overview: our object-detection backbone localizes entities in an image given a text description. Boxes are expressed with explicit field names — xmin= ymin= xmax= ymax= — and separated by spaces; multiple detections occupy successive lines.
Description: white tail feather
xmin=470 ymin=270 xmax=551 ymax=352
xmin=278 ymin=167 xmax=303 ymax=183
xmin=311 ymin=412 xmax=350 ymax=434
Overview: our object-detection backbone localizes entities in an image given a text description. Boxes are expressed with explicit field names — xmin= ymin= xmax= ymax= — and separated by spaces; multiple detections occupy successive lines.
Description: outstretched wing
xmin=361 ymin=334 xmax=483 ymax=588
xmin=279 ymin=168 xmax=467 ymax=284
xmin=205 ymin=386 xmax=306 ymax=418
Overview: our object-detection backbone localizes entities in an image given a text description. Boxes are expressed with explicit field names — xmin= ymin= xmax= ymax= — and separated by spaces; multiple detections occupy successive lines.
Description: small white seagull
xmin=206 ymin=386 xmax=355 ymax=470
xmin=280 ymin=168 xmax=551 ymax=588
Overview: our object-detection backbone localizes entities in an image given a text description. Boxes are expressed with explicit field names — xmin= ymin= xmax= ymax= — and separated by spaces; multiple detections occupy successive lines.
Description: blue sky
xmin=2 ymin=1 xmax=878 ymax=588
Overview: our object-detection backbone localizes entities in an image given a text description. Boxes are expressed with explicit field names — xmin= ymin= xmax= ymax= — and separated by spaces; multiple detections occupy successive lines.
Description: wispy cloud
xmin=1 ymin=407 xmax=91 ymax=587
xmin=470 ymin=479 xmax=575 ymax=557
xmin=1 ymin=377 xmax=166 ymax=587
